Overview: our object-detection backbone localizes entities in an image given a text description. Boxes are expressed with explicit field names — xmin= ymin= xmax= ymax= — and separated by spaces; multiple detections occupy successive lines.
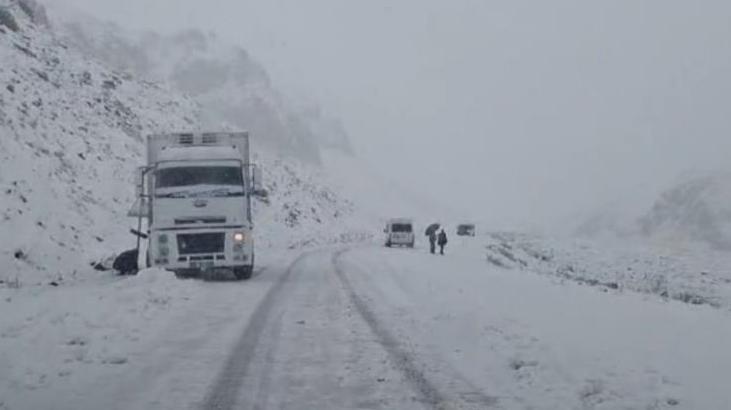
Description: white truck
xmin=128 ymin=132 xmax=265 ymax=280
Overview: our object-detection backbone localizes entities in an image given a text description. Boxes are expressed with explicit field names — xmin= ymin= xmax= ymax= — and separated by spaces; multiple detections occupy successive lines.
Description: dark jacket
xmin=438 ymin=231 xmax=448 ymax=246
xmin=429 ymin=232 xmax=437 ymax=243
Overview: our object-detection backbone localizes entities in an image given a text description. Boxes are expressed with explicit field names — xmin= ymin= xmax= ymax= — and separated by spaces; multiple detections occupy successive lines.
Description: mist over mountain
xmin=46 ymin=4 xmax=353 ymax=162
xmin=639 ymin=173 xmax=731 ymax=251
xmin=574 ymin=172 xmax=731 ymax=252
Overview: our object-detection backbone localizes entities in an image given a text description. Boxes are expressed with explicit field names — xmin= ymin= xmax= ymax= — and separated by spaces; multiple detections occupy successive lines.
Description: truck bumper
xmin=148 ymin=227 xmax=254 ymax=272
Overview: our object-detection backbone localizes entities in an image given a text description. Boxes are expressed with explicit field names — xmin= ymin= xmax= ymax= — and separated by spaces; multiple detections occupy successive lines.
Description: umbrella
xmin=425 ymin=223 xmax=440 ymax=236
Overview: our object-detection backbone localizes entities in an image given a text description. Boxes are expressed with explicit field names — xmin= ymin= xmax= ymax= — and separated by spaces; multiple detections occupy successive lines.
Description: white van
xmin=384 ymin=218 xmax=415 ymax=248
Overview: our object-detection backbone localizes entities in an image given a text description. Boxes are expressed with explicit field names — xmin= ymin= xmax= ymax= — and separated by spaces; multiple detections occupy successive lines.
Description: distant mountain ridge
xmin=639 ymin=173 xmax=731 ymax=250
xmin=575 ymin=172 xmax=731 ymax=251
xmin=47 ymin=4 xmax=353 ymax=162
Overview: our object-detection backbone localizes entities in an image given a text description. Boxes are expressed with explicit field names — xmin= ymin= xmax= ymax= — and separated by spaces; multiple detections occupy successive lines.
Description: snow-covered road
xmin=3 ymin=244 xmax=731 ymax=409
xmin=336 ymin=247 xmax=731 ymax=409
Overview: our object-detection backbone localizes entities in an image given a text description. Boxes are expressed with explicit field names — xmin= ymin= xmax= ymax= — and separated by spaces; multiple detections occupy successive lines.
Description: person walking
xmin=437 ymin=229 xmax=448 ymax=255
xmin=428 ymin=230 xmax=437 ymax=254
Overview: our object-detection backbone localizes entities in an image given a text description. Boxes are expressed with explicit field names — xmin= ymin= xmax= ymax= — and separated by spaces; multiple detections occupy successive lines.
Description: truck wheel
xmin=234 ymin=266 xmax=253 ymax=281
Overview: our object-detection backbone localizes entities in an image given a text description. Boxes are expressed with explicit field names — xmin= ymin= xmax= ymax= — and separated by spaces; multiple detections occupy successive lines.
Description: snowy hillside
xmin=47 ymin=4 xmax=353 ymax=163
xmin=0 ymin=0 xmax=198 ymax=286
xmin=252 ymin=153 xmax=373 ymax=251
xmin=0 ymin=1 xmax=369 ymax=287
xmin=481 ymin=232 xmax=731 ymax=310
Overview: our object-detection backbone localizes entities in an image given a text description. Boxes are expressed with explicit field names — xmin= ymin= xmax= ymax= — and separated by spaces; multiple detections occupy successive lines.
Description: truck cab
xmin=384 ymin=218 xmax=415 ymax=248
xmin=130 ymin=132 xmax=263 ymax=280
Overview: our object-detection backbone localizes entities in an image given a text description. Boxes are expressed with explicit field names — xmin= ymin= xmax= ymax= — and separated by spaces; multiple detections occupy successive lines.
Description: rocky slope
xmin=47 ymin=5 xmax=353 ymax=163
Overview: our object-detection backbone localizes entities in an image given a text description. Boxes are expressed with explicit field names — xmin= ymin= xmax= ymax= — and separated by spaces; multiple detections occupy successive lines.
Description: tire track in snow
xmin=200 ymin=252 xmax=312 ymax=410
xmin=332 ymin=249 xmax=499 ymax=409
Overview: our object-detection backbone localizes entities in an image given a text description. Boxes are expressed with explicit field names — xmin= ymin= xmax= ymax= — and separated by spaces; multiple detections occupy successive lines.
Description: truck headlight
xmin=158 ymin=234 xmax=168 ymax=244
xmin=233 ymin=232 xmax=245 ymax=242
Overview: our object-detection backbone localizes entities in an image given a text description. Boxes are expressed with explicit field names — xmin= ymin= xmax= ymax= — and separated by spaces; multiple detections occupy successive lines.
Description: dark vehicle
xmin=457 ymin=224 xmax=476 ymax=237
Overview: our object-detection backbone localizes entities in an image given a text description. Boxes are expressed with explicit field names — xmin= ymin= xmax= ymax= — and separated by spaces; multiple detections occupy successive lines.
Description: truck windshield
xmin=391 ymin=224 xmax=413 ymax=233
xmin=156 ymin=166 xmax=243 ymax=188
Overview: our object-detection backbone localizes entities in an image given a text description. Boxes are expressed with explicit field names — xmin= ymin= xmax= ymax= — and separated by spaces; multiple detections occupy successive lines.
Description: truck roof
xmin=148 ymin=132 xmax=249 ymax=165
xmin=157 ymin=146 xmax=241 ymax=162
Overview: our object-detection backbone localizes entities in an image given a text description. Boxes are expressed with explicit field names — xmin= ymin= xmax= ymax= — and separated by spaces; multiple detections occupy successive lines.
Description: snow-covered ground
xmin=339 ymin=245 xmax=730 ymax=409
xmin=0 ymin=248 xmax=305 ymax=410
xmin=483 ymin=232 xmax=731 ymax=310
xmin=4 ymin=238 xmax=731 ymax=409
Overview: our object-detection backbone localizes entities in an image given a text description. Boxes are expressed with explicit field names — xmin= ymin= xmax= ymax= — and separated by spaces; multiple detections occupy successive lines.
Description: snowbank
xmin=0 ymin=268 xmax=193 ymax=405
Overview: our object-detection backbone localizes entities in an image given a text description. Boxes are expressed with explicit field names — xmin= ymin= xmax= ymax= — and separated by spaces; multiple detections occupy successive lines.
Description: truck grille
xmin=174 ymin=217 xmax=227 ymax=225
xmin=177 ymin=233 xmax=225 ymax=255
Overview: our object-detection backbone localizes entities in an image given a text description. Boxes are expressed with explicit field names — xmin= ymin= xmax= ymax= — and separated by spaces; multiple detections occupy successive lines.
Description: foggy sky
xmin=48 ymin=0 xmax=731 ymax=230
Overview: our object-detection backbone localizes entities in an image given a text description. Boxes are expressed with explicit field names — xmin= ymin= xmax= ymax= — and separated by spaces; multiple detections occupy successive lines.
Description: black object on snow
xmin=113 ymin=249 xmax=139 ymax=276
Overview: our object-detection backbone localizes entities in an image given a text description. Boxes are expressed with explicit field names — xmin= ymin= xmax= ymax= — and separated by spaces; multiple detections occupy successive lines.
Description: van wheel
xmin=234 ymin=266 xmax=253 ymax=281
xmin=385 ymin=242 xmax=392 ymax=248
